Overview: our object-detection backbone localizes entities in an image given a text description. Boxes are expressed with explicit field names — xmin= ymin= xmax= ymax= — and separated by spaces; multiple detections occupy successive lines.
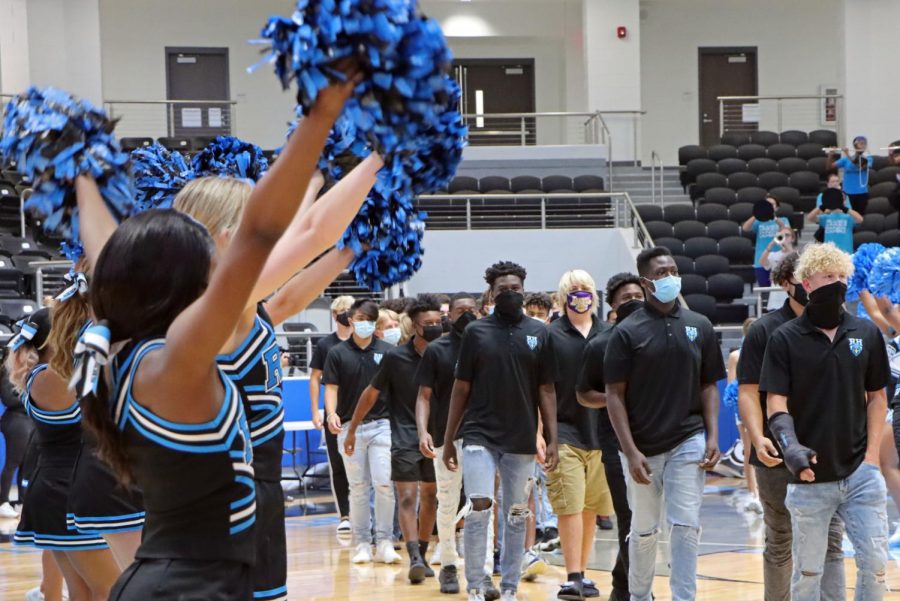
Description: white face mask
xmin=353 ymin=320 xmax=376 ymax=339
xmin=382 ymin=327 xmax=402 ymax=346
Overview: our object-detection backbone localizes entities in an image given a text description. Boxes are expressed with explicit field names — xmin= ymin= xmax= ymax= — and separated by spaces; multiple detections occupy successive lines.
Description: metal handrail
xmin=753 ymin=285 xmax=783 ymax=318
xmin=716 ymin=94 xmax=843 ymax=140
xmin=30 ymin=260 xmax=74 ymax=304
xmin=650 ymin=151 xmax=664 ymax=207
xmin=593 ymin=112 xmax=614 ymax=190
xmin=103 ymin=99 xmax=238 ymax=106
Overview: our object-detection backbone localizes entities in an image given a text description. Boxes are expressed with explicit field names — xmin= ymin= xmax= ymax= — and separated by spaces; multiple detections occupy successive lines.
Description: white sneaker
xmin=25 ymin=587 xmax=44 ymax=601
xmin=500 ymin=591 xmax=517 ymax=601
xmin=374 ymin=540 xmax=402 ymax=564
xmin=890 ymin=522 xmax=900 ymax=547
xmin=336 ymin=518 xmax=351 ymax=536
xmin=352 ymin=542 xmax=373 ymax=564
xmin=430 ymin=541 xmax=442 ymax=565
xmin=0 ymin=502 xmax=18 ymax=518
xmin=520 ymin=550 xmax=546 ymax=582
xmin=467 ymin=591 xmax=485 ymax=601
xmin=743 ymin=496 xmax=764 ymax=515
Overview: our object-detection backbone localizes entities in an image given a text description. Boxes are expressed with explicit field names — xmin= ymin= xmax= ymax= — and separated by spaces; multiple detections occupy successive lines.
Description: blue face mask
xmin=353 ymin=320 xmax=376 ymax=339
xmin=382 ymin=327 xmax=401 ymax=346
xmin=650 ymin=275 xmax=681 ymax=303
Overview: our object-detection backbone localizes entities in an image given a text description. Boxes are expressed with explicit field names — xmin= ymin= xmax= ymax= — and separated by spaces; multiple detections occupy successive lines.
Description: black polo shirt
xmin=576 ymin=325 xmax=618 ymax=454
xmin=604 ymin=303 xmax=725 ymax=456
xmin=455 ymin=313 xmax=556 ymax=454
xmin=371 ymin=339 xmax=423 ymax=452
xmin=759 ymin=312 xmax=889 ymax=483
xmin=415 ymin=330 xmax=463 ymax=448
xmin=736 ymin=300 xmax=797 ymax=468
xmin=549 ymin=314 xmax=604 ymax=450
xmin=322 ymin=336 xmax=393 ymax=423
xmin=310 ymin=332 xmax=344 ymax=371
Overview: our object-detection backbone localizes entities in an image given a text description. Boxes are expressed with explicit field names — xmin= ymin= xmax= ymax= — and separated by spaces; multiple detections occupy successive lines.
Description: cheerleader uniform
xmin=217 ymin=305 xmax=286 ymax=601
xmin=67 ymin=321 xmax=146 ymax=537
xmin=14 ymin=364 xmax=108 ymax=551
xmin=108 ymin=339 xmax=256 ymax=600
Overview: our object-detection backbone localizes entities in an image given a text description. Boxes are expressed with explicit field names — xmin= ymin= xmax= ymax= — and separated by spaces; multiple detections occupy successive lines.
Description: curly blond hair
xmin=796 ymin=243 xmax=854 ymax=281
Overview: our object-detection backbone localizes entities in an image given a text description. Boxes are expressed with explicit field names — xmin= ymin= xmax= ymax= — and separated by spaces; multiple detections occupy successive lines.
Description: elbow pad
xmin=768 ymin=412 xmax=817 ymax=477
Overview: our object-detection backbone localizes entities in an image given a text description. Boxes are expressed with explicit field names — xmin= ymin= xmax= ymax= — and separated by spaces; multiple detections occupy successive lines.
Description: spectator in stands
xmin=760 ymin=243 xmax=889 ymax=601
xmin=577 ymin=272 xmax=646 ymax=601
xmin=738 ymin=251 xmax=846 ymax=601
xmin=325 ymin=299 xmax=400 ymax=565
xmin=545 ymin=269 xmax=610 ymax=601
xmin=808 ymin=189 xmax=863 ymax=255
xmin=759 ymin=224 xmax=796 ymax=276
xmin=0 ymin=362 xmax=31 ymax=518
xmin=742 ymin=196 xmax=790 ymax=288
xmin=605 ymin=246 xmax=724 ymax=601
xmin=525 ymin=292 xmax=553 ymax=323
xmin=309 ymin=294 xmax=356 ymax=536
xmin=815 ymin=172 xmax=851 ymax=210
xmin=377 ymin=308 xmax=402 ymax=346
xmin=826 ymin=136 xmax=873 ymax=214
xmin=442 ymin=261 xmax=559 ymax=601
xmin=344 ymin=294 xmax=443 ymax=585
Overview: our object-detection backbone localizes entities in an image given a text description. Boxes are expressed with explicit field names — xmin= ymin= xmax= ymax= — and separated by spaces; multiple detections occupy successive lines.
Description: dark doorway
xmin=165 ymin=47 xmax=231 ymax=137
xmin=453 ymin=59 xmax=536 ymax=145
xmin=698 ymin=47 xmax=758 ymax=146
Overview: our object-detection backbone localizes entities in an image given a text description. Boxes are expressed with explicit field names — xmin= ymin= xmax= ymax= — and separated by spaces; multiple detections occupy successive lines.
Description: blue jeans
xmin=338 ymin=419 xmax=394 ymax=545
xmin=462 ymin=445 xmax=534 ymax=594
xmin=621 ymin=432 xmax=706 ymax=601
xmin=785 ymin=462 xmax=888 ymax=601
xmin=533 ymin=463 xmax=557 ymax=530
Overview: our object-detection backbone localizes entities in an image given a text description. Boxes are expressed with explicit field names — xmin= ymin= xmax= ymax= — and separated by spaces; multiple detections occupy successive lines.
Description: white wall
xmin=98 ymin=0 xmax=296 ymax=149
xmin=405 ymin=228 xmax=638 ymax=308
xmin=0 ymin=0 xmax=30 ymax=95
xmin=640 ymin=0 xmax=842 ymax=165
xmin=843 ymin=0 xmax=900 ymax=153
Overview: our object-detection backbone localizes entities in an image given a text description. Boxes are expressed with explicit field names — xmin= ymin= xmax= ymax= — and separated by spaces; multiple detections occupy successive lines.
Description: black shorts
xmin=252 ymin=479 xmax=287 ymax=601
xmin=391 ymin=448 xmax=436 ymax=483
xmin=110 ymin=558 xmax=251 ymax=601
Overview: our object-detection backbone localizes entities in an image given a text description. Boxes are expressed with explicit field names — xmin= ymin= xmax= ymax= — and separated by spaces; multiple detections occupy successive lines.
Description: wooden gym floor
xmin=1 ymin=478 xmax=900 ymax=600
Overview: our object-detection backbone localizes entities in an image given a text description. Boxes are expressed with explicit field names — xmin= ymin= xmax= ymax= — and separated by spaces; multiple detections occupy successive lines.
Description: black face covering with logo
xmin=804 ymin=281 xmax=846 ymax=329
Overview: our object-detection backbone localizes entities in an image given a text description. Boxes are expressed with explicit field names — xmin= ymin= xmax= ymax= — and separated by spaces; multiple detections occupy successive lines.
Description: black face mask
xmin=788 ymin=283 xmax=808 ymax=307
xmin=335 ymin=311 xmax=351 ymax=327
xmin=452 ymin=311 xmax=477 ymax=335
xmin=494 ymin=290 xmax=524 ymax=322
xmin=805 ymin=281 xmax=847 ymax=329
xmin=440 ymin=315 xmax=451 ymax=333
xmin=615 ymin=299 xmax=644 ymax=323
xmin=421 ymin=325 xmax=443 ymax=342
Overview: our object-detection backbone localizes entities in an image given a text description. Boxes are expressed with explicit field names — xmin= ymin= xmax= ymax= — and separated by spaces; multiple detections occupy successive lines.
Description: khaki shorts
xmin=546 ymin=444 xmax=613 ymax=516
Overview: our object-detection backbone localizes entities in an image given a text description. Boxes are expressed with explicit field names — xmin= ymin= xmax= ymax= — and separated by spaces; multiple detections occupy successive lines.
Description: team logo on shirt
xmin=685 ymin=326 xmax=698 ymax=342
xmin=526 ymin=335 xmax=538 ymax=350
xmin=849 ymin=338 xmax=863 ymax=357
xmin=374 ymin=352 xmax=384 ymax=365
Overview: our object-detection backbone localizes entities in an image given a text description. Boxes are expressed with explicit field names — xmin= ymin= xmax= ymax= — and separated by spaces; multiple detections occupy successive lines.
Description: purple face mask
xmin=566 ymin=291 xmax=593 ymax=314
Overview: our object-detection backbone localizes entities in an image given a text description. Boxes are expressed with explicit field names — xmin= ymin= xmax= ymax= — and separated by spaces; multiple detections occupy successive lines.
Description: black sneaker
xmin=558 ymin=580 xmax=584 ymax=601
xmin=541 ymin=526 xmax=559 ymax=543
xmin=439 ymin=565 xmax=460 ymax=594
xmin=484 ymin=578 xmax=500 ymax=601
xmin=424 ymin=563 xmax=435 ymax=578
xmin=408 ymin=557 xmax=426 ymax=584
xmin=596 ymin=516 xmax=614 ymax=530
xmin=582 ymin=578 xmax=600 ymax=598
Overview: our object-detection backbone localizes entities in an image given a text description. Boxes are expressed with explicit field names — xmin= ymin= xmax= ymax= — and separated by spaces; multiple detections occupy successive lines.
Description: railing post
xmin=520 ymin=116 xmax=526 ymax=146
xmin=660 ymin=162 xmax=665 ymax=207
xmin=651 ymin=159 xmax=656 ymax=206
xmin=540 ymin=198 xmax=546 ymax=229
xmin=466 ymin=198 xmax=471 ymax=230
xmin=19 ymin=194 xmax=25 ymax=239
xmin=719 ymin=99 xmax=725 ymax=139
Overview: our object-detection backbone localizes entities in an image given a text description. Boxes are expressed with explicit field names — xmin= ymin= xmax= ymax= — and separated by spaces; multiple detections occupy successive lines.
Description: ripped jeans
xmin=785 ymin=462 xmax=888 ymax=601
xmin=461 ymin=444 xmax=533 ymax=594
xmin=621 ymin=432 xmax=706 ymax=601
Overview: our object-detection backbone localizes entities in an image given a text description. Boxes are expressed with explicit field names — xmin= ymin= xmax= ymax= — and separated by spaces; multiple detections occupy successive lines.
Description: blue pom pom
xmin=60 ymin=240 xmax=84 ymax=262
xmin=0 ymin=87 xmax=135 ymax=243
xmin=131 ymin=142 xmax=194 ymax=212
xmin=190 ymin=136 xmax=269 ymax=182
xmin=722 ymin=380 xmax=738 ymax=409
xmin=848 ymin=242 xmax=886 ymax=301
xmin=869 ymin=248 xmax=900 ymax=303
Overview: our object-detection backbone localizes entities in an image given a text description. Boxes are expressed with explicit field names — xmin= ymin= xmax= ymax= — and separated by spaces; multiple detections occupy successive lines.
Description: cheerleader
xmin=73 ymin=78 xmax=356 ymax=599
xmin=8 ymin=309 xmax=120 ymax=601
xmin=47 ymin=268 xmax=145 ymax=569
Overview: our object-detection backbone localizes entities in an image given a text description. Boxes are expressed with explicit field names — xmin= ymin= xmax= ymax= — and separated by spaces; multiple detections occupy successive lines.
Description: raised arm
xmin=248 ymin=154 xmax=382 ymax=306
xmin=741 ymin=216 xmax=755 ymax=232
xmin=163 ymin=83 xmax=353 ymax=379
xmin=264 ymin=247 xmax=355 ymax=326
xmin=75 ymin=177 xmax=122 ymax=274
